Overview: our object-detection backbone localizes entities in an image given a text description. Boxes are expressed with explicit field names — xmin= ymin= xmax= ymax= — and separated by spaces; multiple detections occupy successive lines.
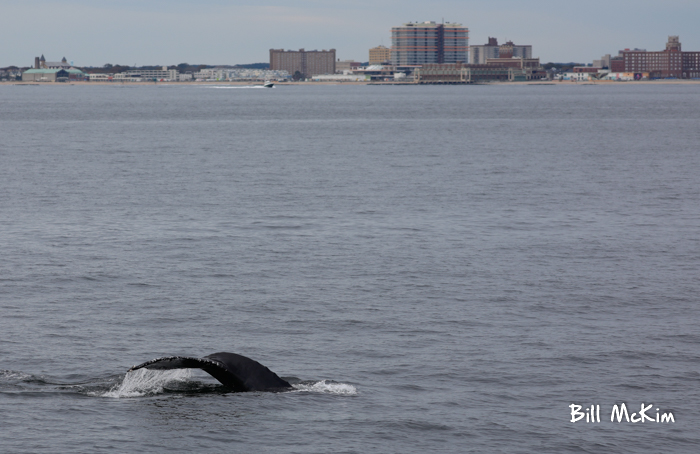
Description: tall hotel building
xmin=391 ymin=22 xmax=469 ymax=65
xmin=269 ymin=49 xmax=336 ymax=77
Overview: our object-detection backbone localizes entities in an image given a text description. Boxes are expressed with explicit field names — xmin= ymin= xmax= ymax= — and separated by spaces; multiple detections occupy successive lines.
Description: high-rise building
xmin=391 ymin=22 xmax=468 ymax=65
xmin=369 ymin=45 xmax=392 ymax=65
xmin=470 ymin=38 xmax=532 ymax=64
xmin=269 ymin=49 xmax=336 ymax=78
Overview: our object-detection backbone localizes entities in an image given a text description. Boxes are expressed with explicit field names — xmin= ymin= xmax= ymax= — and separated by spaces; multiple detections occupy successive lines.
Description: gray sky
xmin=2 ymin=0 xmax=699 ymax=67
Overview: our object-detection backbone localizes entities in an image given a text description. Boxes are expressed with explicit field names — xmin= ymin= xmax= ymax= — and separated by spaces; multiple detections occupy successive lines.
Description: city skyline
xmin=1 ymin=0 xmax=699 ymax=67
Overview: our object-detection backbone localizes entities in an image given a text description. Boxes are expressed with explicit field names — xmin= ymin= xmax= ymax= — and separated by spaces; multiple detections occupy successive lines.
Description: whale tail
xmin=128 ymin=352 xmax=291 ymax=392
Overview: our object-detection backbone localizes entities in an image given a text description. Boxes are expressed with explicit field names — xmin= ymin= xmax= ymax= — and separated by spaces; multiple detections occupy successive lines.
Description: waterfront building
xmin=88 ymin=73 xmax=113 ymax=82
xmin=414 ymin=63 xmax=527 ymax=83
xmin=559 ymin=71 xmax=596 ymax=82
xmin=483 ymin=55 xmax=544 ymax=80
xmin=336 ymin=60 xmax=362 ymax=73
xmin=485 ymin=56 xmax=542 ymax=73
xmin=22 ymin=68 xmax=87 ymax=82
xmin=557 ymin=70 xmax=647 ymax=82
xmin=391 ymin=21 xmax=469 ymax=65
xmin=121 ymin=67 xmax=179 ymax=81
xmin=470 ymin=38 xmax=532 ymax=64
xmin=345 ymin=65 xmax=402 ymax=81
xmin=193 ymin=68 xmax=226 ymax=80
xmin=604 ymin=72 xmax=649 ymax=81
xmin=22 ymin=68 xmax=69 ymax=82
xmin=617 ymin=36 xmax=700 ymax=79
xmin=269 ymin=49 xmax=336 ymax=78
xmin=369 ymin=45 xmax=392 ymax=64
xmin=112 ymin=73 xmax=146 ymax=82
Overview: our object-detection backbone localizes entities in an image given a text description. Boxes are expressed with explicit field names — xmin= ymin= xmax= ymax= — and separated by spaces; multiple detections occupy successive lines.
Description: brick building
xmin=618 ymin=36 xmax=700 ymax=79
xmin=483 ymin=56 xmax=545 ymax=80
xmin=485 ymin=57 xmax=541 ymax=70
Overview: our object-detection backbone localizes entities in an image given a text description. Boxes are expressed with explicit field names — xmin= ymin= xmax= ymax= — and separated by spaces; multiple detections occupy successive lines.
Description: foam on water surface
xmin=292 ymin=380 xmax=357 ymax=395
xmin=1 ymin=370 xmax=34 ymax=381
xmin=99 ymin=370 xmax=357 ymax=397
xmin=101 ymin=368 xmax=192 ymax=398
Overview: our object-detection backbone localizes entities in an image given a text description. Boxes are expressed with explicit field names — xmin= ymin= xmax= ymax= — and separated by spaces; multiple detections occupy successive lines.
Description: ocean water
xmin=0 ymin=83 xmax=699 ymax=453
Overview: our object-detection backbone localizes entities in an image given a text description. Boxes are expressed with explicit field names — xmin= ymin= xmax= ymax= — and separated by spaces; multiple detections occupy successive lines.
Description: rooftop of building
xmin=394 ymin=21 xmax=464 ymax=28
xmin=25 ymin=68 xmax=66 ymax=74
xmin=25 ymin=68 xmax=85 ymax=74
xmin=270 ymin=49 xmax=336 ymax=53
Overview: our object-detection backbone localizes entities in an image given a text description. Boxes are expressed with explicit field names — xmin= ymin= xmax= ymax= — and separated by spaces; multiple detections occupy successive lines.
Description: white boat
xmin=263 ymin=81 xmax=274 ymax=88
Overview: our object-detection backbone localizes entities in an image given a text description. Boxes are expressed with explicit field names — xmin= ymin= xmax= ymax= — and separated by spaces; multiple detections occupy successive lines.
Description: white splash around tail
xmin=292 ymin=380 xmax=357 ymax=395
xmin=101 ymin=368 xmax=192 ymax=398
xmin=0 ymin=370 xmax=33 ymax=381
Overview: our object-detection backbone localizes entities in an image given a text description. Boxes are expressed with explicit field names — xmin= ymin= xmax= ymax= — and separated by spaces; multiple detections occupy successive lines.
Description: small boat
xmin=263 ymin=81 xmax=274 ymax=88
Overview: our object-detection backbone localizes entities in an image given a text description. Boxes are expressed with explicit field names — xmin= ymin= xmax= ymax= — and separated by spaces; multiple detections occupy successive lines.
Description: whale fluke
xmin=128 ymin=352 xmax=292 ymax=392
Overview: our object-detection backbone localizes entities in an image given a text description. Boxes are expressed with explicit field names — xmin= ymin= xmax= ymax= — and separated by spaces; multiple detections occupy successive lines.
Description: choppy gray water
xmin=1 ymin=83 xmax=699 ymax=453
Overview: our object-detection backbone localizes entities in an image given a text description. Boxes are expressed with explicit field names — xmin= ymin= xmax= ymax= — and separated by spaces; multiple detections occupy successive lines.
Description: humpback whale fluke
xmin=128 ymin=352 xmax=292 ymax=392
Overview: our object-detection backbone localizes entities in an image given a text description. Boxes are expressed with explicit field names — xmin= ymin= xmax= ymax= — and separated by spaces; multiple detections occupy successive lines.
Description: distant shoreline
xmin=4 ymin=79 xmax=700 ymax=87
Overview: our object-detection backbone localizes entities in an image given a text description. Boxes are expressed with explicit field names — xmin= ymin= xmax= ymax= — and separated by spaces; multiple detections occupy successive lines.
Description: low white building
xmin=194 ymin=68 xmax=225 ymax=80
xmin=112 ymin=73 xmax=143 ymax=82
xmin=123 ymin=67 xmax=178 ymax=81
xmin=603 ymin=72 xmax=648 ymax=81
xmin=559 ymin=72 xmax=592 ymax=81
xmin=88 ymin=73 xmax=113 ymax=81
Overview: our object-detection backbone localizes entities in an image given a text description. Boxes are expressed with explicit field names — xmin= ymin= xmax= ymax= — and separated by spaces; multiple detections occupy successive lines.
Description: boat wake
xmin=200 ymin=85 xmax=271 ymax=89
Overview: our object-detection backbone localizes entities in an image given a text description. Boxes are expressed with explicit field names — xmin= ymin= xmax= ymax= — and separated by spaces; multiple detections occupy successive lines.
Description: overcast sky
xmin=2 ymin=0 xmax=699 ymax=67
